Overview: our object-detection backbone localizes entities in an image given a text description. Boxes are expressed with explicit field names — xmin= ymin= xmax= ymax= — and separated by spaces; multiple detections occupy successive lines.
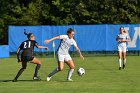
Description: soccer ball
xmin=77 ymin=67 xmax=85 ymax=76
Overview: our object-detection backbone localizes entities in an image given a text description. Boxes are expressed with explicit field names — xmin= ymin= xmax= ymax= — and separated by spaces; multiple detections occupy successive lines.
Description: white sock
xmin=119 ymin=59 xmax=122 ymax=67
xmin=48 ymin=67 xmax=59 ymax=77
xmin=67 ymin=69 xmax=74 ymax=80
xmin=123 ymin=58 xmax=126 ymax=64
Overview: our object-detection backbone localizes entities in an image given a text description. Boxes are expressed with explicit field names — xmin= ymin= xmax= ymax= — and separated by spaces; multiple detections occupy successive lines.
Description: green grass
xmin=0 ymin=56 xmax=140 ymax=93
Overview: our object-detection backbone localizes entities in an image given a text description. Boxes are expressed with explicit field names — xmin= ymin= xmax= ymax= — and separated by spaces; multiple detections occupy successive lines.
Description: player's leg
xmin=47 ymin=54 xmax=64 ymax=81
xmin=66 ymin=60 xmax=75 ymax=81
xmin=122 ymin=52 xmax=126 ymax=69
xmin=13 ymin=61 xmax=27 ymax=82
xmin=65 ymin=55 xmax=75 ymax=81
xmin=50 ymin=62 xmax=65 ymax=76
xmin=118 ymin=51 xmax=122 ymax=70
xmin=31 ymin=57 xmax=41 ymax=80
xmin=118 ymin=46 xmax=122 ymax=70
xmin=47 ymin=62 xmax=64 ymax=81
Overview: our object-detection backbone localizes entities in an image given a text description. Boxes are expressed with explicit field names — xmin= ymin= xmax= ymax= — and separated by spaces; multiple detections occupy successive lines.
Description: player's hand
xmin=44 ymin=40 xmax=51 ymax=44
xmin=118 ymin=39 xmax=122 ymax=42
xmin=80 ymin=55 xmax=84 ymax=60
xmin=17 ymin=58 xmax=21 ymax=63
xmin=45 ymin=47 xmax=48 ymax=50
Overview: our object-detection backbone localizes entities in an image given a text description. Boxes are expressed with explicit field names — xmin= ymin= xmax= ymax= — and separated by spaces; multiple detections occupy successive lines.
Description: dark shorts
xmin=21 ymin=56 xmax=34 ymax=69
xmin=21 ymin=56 xmax=34 ymax=62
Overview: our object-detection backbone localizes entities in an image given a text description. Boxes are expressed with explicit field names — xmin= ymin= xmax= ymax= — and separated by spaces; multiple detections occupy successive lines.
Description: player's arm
xmin=35 ymin=43 xmax=48 ymax=50
xmin=44 ymin=36 xmax=60 ymax=44
xmin=116 ymin=35 xmax=121 ymax=42
xmin=74 ymin=45 xmax=84 ymax=60
xmin=16 ymin=48 xmax=21 ymax=62
xmin=121 ymin=37 xmax=130 ymax=42
xmin=121 ymin=39 xmax=130 ymax=42
xmin=126 ymin=37 xmax=130 ymax=42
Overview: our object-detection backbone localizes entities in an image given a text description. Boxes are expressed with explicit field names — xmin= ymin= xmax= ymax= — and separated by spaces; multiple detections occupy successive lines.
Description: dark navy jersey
xmin=19 ymin=40 xmax=38 ymax=57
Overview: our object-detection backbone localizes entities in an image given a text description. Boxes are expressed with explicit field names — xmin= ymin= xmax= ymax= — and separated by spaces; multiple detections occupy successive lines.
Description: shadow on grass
xmin=0 ymin=80 xmax=44 ymax=82
xmin=0 ymin=79 xmax=77 ymax=82
xmin=0 ymin=80 xmax=13 ymax=82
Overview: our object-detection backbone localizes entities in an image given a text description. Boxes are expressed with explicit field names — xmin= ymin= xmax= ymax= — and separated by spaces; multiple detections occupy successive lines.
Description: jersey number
xmin=24 ymin=41 xmax=31 ymax=48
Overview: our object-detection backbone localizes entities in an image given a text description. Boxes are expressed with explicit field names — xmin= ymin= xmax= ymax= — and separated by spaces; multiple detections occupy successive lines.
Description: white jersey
xmin=57 ymin=35 xmax=77 ymax=55
xmin=117 ymin=33 xmax=129 ymax=46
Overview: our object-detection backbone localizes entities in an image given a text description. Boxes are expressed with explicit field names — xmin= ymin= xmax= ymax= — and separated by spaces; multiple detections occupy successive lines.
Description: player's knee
xmin=22 ymin=65 xmax=27 ymax=69
xmin=70 ymin=66 xmax=75 ymax=69
xmin=23 ymin=67 xmax=26 ymax=70
xmin=22 ymin=67 xmax=26 ymax=70
xmin=59 ymin=68 xmax=63 ymax=71
xmin=34 ymin=61 xmax=41 ymax=65
xmin=38 ymin=62 xmax=41 ymax=65
xmin=58 ymin=67 xmax=64 ymax=71
xmin=37 ymin=60 xmax=41 ymax=64
xmin=33 ymin=58 xmax=41 ymax=64
xmin=123 ymin=58 xmax=126 ymax=60
xmin=70 ymin=64 xmax=75 ymax=69
xmin=118 ymin=56 xmax=122 ymax=59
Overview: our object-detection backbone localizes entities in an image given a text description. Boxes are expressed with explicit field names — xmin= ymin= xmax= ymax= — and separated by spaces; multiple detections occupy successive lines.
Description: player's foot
xmin=119 ymin=67 xmax=121 ymax=70
xmin=12 ymin=79 xmax=17 ymax=82
xmin=123 ymin=64 xmax=125 ymax=69
xmin=33 ymin=76 xmax=41 ymax=80
xmin=67 ymin=78 xmax=73 ymax=81
xmin=46 ymin=77 xmax=51 ymax=81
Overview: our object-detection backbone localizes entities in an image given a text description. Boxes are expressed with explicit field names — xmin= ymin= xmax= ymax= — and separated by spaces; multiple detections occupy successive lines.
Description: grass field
xmin=0 ymin=56 xmax=140 ymax=93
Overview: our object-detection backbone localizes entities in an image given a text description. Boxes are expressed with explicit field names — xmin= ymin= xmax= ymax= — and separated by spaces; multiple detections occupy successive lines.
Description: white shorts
xmin=57 ymin=54 xmax=72 ymax=62
xmin=118 ymin=45 xmax=127 ymax=52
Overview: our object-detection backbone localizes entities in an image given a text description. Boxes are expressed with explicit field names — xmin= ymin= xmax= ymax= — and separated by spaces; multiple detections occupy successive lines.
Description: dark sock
xmin=14 ymin=68 xmax=24 ymax=80
xmin=34 ymin=64 xmax=41 ymax=77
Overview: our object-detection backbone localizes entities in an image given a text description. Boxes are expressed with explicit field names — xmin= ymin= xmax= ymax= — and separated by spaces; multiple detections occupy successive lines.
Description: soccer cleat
xmin=33 ymin=76 xmax=41 ymax=80
xmin=67 ymin=78 xmax=73 ymax=81
xmin=46 ymin=77 xmax=51 ymax=81
xmin=119 ymin=67 xmax=121 ymax=70
xmin=123 ymin=64 xmax=125 ymax=69
xmin=12 ymin=79 xmax=17 ymax=82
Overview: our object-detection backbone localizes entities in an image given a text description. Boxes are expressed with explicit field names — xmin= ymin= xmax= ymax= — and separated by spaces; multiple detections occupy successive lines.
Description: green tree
xmin=0 ymin=0 xmax=140 ymax=44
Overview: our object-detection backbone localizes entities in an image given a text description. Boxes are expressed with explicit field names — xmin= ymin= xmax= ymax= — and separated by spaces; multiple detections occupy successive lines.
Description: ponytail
xmin=24 ymin=31 xmax=28 ymax=35
xmin=24 ymin=31 xmax=34 ymax=39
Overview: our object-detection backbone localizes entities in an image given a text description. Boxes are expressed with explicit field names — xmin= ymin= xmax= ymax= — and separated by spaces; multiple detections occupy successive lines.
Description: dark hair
xmin=67 ymin=28 xmax=74 ymax=35
xmin=24 ymin=32 xmax=34 ymax=39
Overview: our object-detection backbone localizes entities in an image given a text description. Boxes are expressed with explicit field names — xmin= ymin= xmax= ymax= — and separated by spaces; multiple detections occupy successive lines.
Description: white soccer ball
xmin=77 ymin=67 xmax=85 ymax=76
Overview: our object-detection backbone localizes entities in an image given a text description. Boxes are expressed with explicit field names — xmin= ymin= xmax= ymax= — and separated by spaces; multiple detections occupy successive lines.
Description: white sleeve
xmin=117 ymin=34 xmax=120 ymax=37
xmin=59 ymin=35 xmax=68 ymax=39
xmin=73 ymin=39 xmax=77 ymax=47
xmin=126 ymin=34 xmax=129 ymax=39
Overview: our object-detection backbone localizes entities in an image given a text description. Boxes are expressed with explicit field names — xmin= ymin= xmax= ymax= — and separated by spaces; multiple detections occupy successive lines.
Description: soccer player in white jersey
xmin=44 ymin=28 xmax=84 ymax=81
xmin=116 ymin=27 xmax=130 ymax=70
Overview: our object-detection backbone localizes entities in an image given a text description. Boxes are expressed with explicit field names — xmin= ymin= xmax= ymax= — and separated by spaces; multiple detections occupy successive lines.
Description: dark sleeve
xmin=19 ymin=42 xmax=24 ymax=50
xmin=17 ymin=42 xmax=23 ymax=60
xmin=17 ymin=48 xmax=20 ymax=60
xmin=34 ymin=40 xmax=39 ymax=48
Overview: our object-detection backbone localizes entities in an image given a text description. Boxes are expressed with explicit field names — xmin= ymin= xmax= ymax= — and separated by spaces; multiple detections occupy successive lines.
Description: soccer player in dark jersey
xmin=12 ymin=32 xmax=48 ymax=82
